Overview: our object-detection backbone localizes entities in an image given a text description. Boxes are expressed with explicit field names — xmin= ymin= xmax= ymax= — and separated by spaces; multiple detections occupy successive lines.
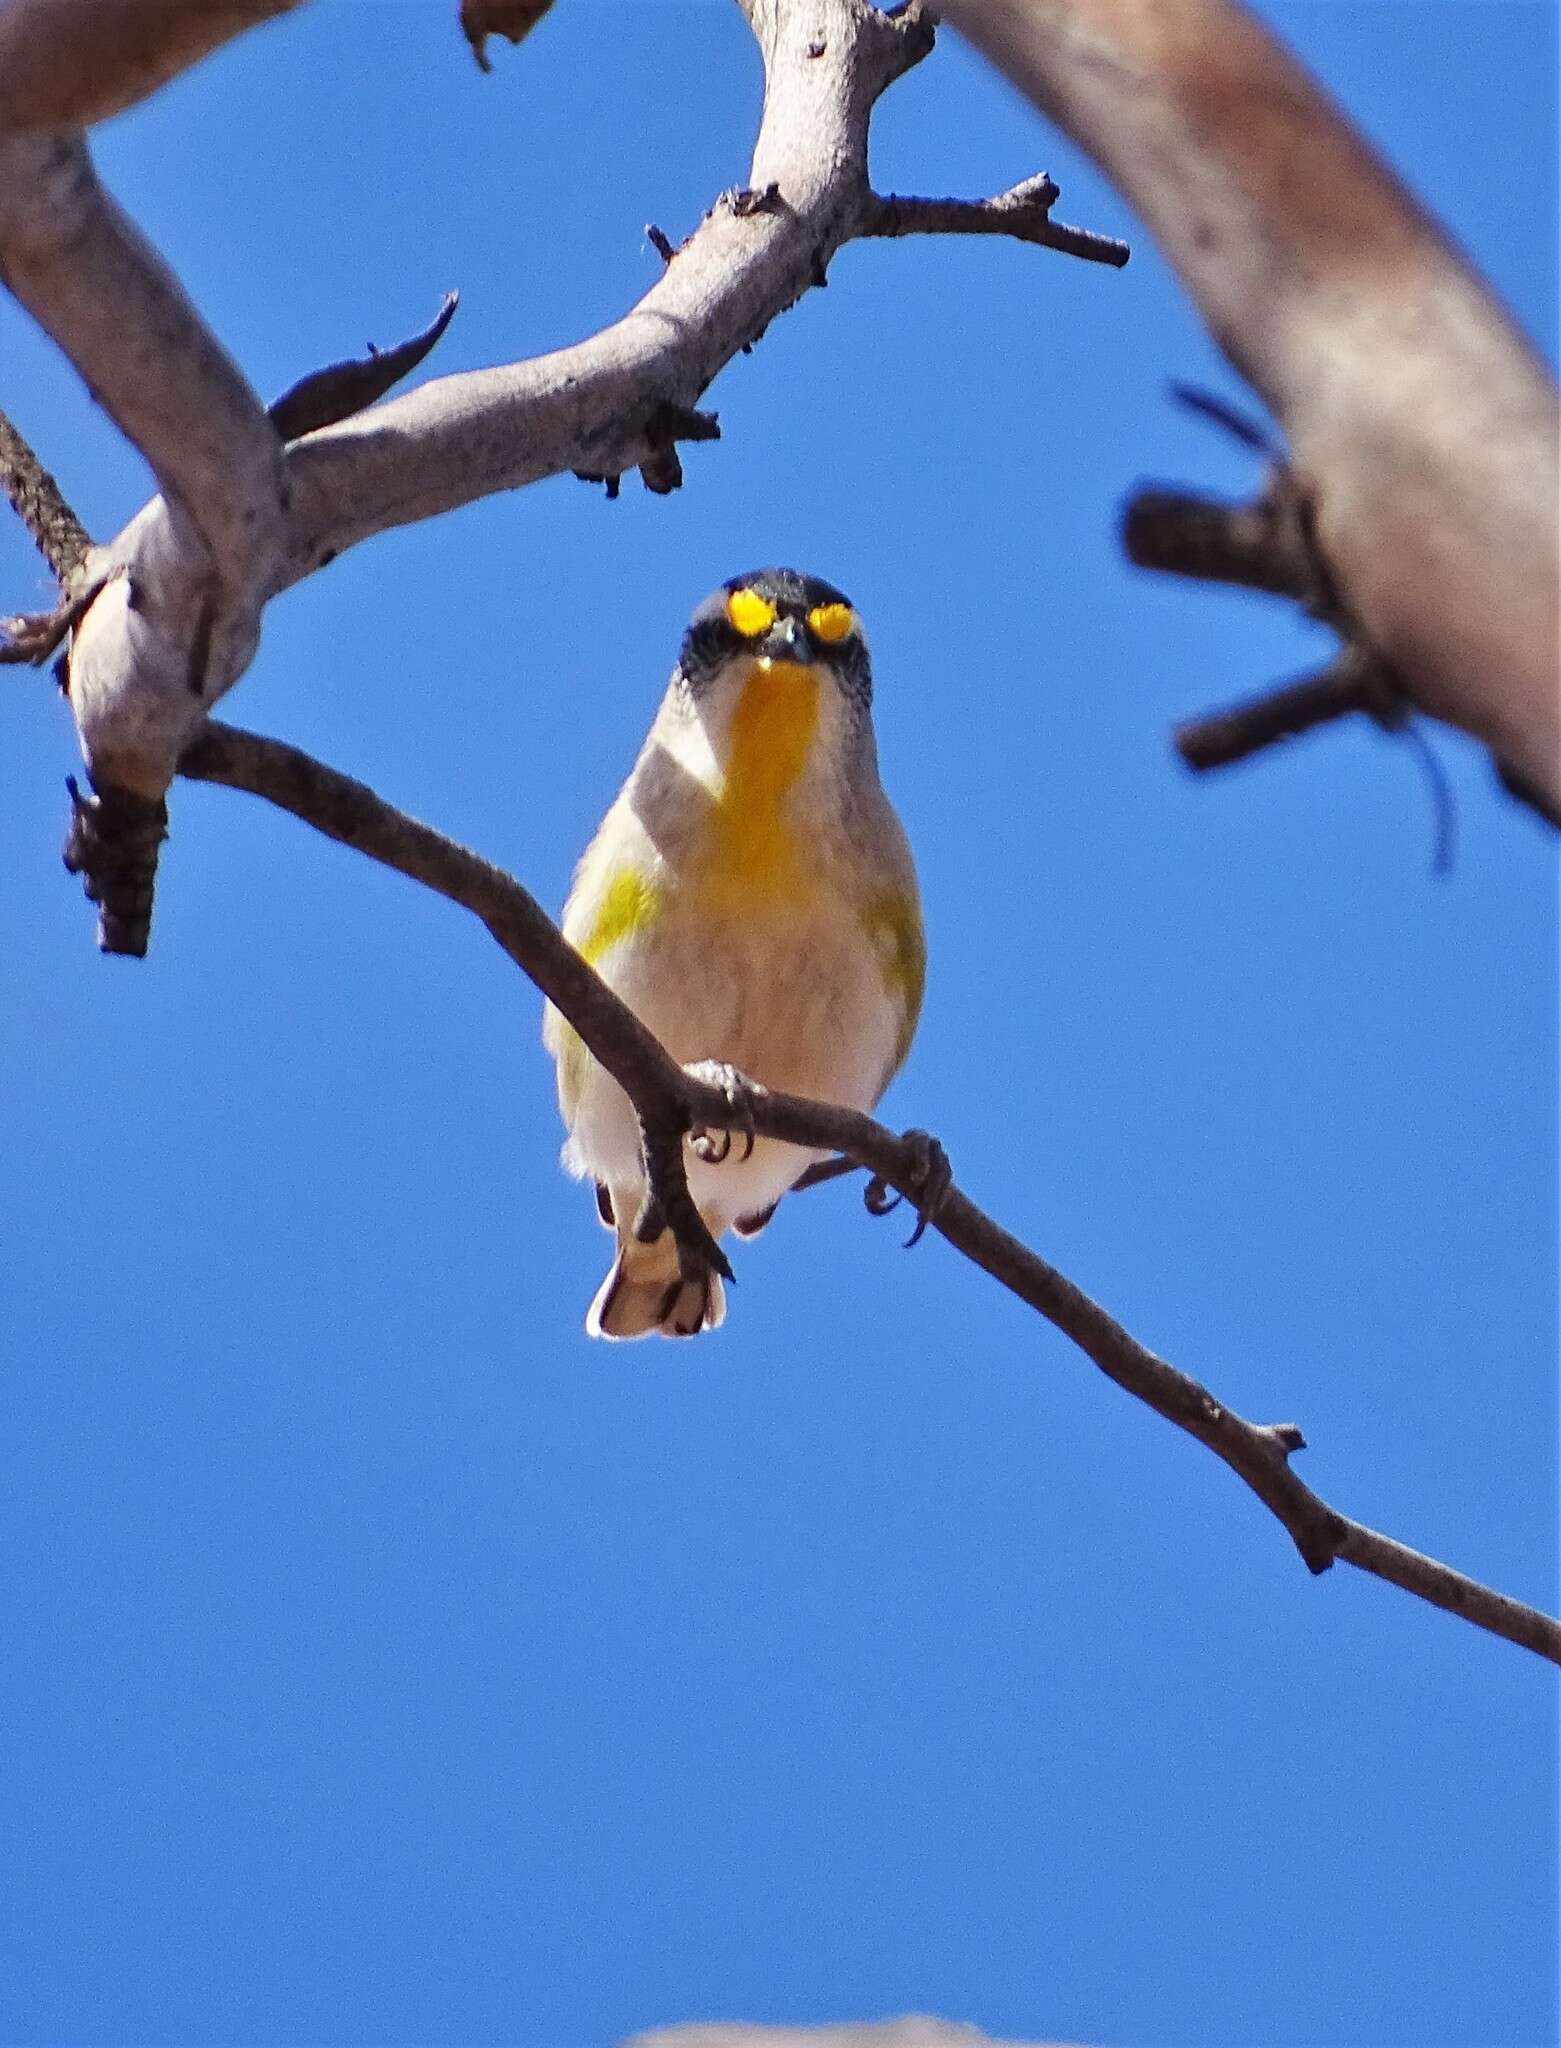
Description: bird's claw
xmin=864 ymin=1128 xmax=951 ymax=1249
xmin=685 ymin=1060 xmax=766 ymax=1165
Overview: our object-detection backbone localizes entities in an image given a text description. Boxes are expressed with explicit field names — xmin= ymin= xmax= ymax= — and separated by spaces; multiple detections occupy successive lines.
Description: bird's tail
xmin=586 ymin=1212 xmax=727 ymax=1340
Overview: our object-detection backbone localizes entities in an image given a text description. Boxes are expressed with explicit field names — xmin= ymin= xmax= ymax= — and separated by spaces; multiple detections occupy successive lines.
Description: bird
xmin=543 ymin=567 xmax=925 ymax=1339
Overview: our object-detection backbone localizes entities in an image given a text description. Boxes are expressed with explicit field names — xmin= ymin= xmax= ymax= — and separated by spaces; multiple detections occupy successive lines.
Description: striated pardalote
xmin=544 ymin=568 xmax=924 ymax=1338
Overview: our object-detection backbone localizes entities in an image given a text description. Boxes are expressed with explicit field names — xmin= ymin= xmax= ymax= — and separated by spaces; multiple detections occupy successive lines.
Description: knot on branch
xmin=722 ymin=183 xmax=782 ymax=221
xmin=638 ymin=401 xmax=721 ymax=496
xmin=62 ymin=774 xmax=168 ymax=958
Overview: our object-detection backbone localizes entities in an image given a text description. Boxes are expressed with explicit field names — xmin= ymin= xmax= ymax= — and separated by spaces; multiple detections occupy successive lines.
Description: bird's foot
xmin=865 ymin=1128 xmax=952 ymax=1248
xmin=685 ymin=1060 xmax=767 ymax=1165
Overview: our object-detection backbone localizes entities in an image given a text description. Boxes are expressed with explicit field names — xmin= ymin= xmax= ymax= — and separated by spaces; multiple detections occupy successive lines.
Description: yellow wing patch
xmin=578 ymin=868 xmax=662 ymax=964
xmin=864 ymin=887 xmax=926 ymax=1072
xmin=554 ymin=867 xmax=663 ymax=1119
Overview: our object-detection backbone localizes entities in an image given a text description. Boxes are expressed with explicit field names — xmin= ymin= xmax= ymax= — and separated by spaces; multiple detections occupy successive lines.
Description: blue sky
xmin=1 ymin=4 xmax=1556 ymax=2045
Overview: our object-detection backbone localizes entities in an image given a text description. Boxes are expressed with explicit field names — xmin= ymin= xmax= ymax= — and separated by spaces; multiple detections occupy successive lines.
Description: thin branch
xmin=0 ymin=0 xmax=1126 ymax=958
xmin=177 ymin=717 xmax=1561 ymax=1669
xmin=1121 ymin=485 xmax=1317 ymax=604
xmin=0 ymin=575 xmax=105 ymax=670
xmin=267 ymin=293 xmax=461 ymax=444
xmin=1172 ymin=647 xmax=1394 ymax=771
xmin=863 ymin=173 xmax=1130 ymax=267
xmin=0 ymin=404 xmax=92 ymax=585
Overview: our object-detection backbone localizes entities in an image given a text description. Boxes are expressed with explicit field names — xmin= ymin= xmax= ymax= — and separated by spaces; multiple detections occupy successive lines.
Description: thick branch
xmin=177 ymin=717 xmax=1561 ymax=1670
xmin=2 ymin=0 xmax=1124 ymax=932
xmin=0 ymin=133 xmax=286 ymax=788
xmin=941 ymin=0 xmax=1560 ymax=812
xmin=0 ymin=0 xmax=303 ymax=133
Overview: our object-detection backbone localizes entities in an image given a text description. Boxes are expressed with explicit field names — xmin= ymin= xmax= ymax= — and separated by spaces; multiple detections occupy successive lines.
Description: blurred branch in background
xmin=942 ymin=0 xmax=1560 ymax=819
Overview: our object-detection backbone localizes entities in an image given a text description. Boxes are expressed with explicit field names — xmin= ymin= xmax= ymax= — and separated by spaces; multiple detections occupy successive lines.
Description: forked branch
xmin=177 ymin=716 xmax=1561 ymax=1670
xmin=0 ymin=0 xmax=1126 ymax=956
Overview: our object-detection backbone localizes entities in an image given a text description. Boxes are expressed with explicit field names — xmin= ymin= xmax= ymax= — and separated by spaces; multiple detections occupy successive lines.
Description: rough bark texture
xmin=942 ymin=0 xmax=1560 ymax=808
xmin=0 ymin=0 xmax=961 ymax=812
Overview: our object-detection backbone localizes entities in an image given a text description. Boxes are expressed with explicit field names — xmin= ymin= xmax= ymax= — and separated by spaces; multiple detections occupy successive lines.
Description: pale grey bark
xmin=0 ymin=132 xmax=286 ymax=780
xmin=941 ymin=0 xmax=1561 ymax=808
xmin=0 ymin=0 xmax=996 ymax=802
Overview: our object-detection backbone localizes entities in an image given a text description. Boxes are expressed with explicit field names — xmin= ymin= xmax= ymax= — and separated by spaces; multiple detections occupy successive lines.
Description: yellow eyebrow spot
xmin=807 ymin=601 xmax=856 ymax=645
xmin=727 ymin=587 xmax=778 ymax=637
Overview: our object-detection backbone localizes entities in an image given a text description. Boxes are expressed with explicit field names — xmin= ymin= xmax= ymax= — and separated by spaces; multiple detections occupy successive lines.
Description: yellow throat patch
xmin=706 ymin=657 xmax=821 ymax=901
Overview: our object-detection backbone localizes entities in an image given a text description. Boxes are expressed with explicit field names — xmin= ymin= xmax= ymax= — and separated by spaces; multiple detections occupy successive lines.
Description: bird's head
xmin=675 ymin=567 xmax=873 ymax=722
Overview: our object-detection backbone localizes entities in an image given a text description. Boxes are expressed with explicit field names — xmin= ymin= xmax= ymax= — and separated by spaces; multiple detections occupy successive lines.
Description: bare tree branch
xmin=0 ymin=0 xmax=304 ymax=134
xmin=460 ymin=0 xmax=557 ymax=74
xmin=266 ymin=292 xmax=461 ymax=443
xmin=940 ymin=0 xmax=1561 ymax=815
xmin=0 ymin=0 xmax=1124 ymax=952
xmin=1170 ymin=648 xmax=1397 ymax=773
xmin=0 ymin=131 xmax=287 ymax=785
xmin=0 ymin=403 xmax=91 ymax=585
xmin=864 ymin=172 xmax=1129 ymax=267
xmin=176 ymin=716 xmax=1561 ymax=1670
xmin=1121 ymin=485 xmax=1315 ymax=605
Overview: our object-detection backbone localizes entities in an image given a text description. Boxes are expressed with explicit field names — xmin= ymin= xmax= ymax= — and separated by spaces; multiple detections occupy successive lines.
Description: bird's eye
xmin=807 ymin=602 xmax=856 ymax=645
xmin=726 ymin=588 xmax=778 ymax=637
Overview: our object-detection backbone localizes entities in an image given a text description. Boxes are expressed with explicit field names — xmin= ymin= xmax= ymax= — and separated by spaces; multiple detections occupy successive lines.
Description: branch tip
xmin=268 ymin=292 xmax=460 ymax=443
xmin=460 ymin=0 xmax=556 ymax=72
xmin=1173 ymin=648 xmax=1397 ymax=773
xmin=864 ymin=176 xmax=1129 ymax=267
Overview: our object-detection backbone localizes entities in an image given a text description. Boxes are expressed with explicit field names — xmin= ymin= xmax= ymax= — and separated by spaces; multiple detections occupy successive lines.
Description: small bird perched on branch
xmin=545 ymin=568 xmax=925 ymax=1338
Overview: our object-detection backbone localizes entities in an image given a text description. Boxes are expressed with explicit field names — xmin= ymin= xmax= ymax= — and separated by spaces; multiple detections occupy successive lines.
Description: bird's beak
xmin=758 ymin=615 xmax=811 ymax=666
